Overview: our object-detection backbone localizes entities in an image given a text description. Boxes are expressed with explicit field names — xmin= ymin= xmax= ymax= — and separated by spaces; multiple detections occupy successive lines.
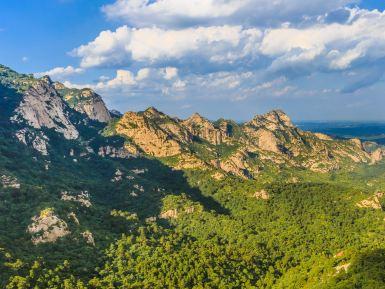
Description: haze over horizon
xmin=1 ymin=0 xmax=385 ymax=121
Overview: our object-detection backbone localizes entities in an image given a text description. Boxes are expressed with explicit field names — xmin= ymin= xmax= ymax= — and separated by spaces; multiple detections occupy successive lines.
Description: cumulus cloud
xmin=64 ymin=67 xmax=182 ymax=98
xmin=102 ymin=0 xmax=356 ymax=28
xmin=35 ymin=66 xmax=84 ymax=80
xmin=72 ymin=25 xmax=262 ymax=69
xmin=72 ymin=7 xmax=385 ymax=94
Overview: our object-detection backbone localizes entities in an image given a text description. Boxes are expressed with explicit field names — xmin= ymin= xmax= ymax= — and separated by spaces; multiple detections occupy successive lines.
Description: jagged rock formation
xmin=98 ymin=145 xmax=135 ymax=159
xmin=55 ymin=84 xmax=111 ymax=123
xmin=182 ymin=113 xmax=227 ymax=145
xmin=15 ymin=128 xmax=49 ymax=155
xmin=1 ymin=66 xmax=116 ymax=157
xmin=11 ymin=77 xmax=79 ymax=140
xmin=1 ymin=175 xmax=20 ymax=189
xmin=61 ymin=191 xmax=92 ymax=207
xmin=115 ymin=107 xmax=191 ymax=157
xmin=1 ymin=65 xmax=384 ymax=180
xmin=27 ymin=208 xmax=70 ymax=245
xmin=109 ymin=107 xmax=380 ymax=178
xmin=356 ymin=192 xmax=384 ymax=210
xmin=81 ymin=231 xmax=95 ymax=246
xmin=371 ymin=148 xmax=384 ymax=163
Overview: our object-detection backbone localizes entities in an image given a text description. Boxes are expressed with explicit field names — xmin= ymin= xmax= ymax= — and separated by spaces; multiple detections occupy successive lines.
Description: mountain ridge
xmin=1 ymin=64 xmax=385 ymax=288
xmin=1 ymin=64 xmax=383 ymax=179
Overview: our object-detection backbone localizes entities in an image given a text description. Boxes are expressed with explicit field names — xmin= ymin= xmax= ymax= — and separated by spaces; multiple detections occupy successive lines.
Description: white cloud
xmin=65 ymin=67 xmax=184 ymax=98
xmin=261 ymin=8 xmax=385 ymax=73
xmin=102 ymin=0 xmax=355 ymax=28
xmin=99 ymin=69 xmax=137 ymax=88
xmin=72 ymin=25 xmax=262 ymax=68
xmin=73 ymin=8 xmax=385 ymax=84
xmin=64 ymin=5 xmax=385 ymax=109
xmin=136 ymin=68 xmax=151 ymax=81
xmin=162 ymin=67 xmax=178 ymax=80
xmin=35 ymin=66 xmax=84 ymax=80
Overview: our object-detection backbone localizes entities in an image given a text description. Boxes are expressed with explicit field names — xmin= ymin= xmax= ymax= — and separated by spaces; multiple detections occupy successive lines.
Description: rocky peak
xmin=144 ymin=107 xmax=164 ymax=118
xmin=11 ymin=78 xmax=79 ymax=140
xmin=115 ymin=110 xmax=190 ymax=157
xmin=248 ymin=109 xmax=294 ymax=130
xmin=188 ymin=112 xmax=206 ymax=123
xmin=40 ymin=75 xmax=53 ymax=85
xmin=183 ymin=113 xmax=225 ymax=145
xmin=57 ymin=86 xmax=111 ymax=123
xmin=53 ymin=82 xmax=66 ymax=90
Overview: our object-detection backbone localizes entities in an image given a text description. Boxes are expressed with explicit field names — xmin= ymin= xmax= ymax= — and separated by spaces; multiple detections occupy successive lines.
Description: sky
xmin=1 ymin=0 xmax=385 ymax=121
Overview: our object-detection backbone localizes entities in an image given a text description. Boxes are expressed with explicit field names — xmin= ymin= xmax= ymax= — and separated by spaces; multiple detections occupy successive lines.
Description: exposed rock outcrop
xmin=11 ymin=78 xmax=79 ymax=140
xmin=315 ymin=133 xmax=333 ymax=141
xmin=371 ymin=148 xmax=384 ymax=164
xmin=356 ymin=192 xmax=384 ymax=210
xmin=253 ymin=189 xmax=270 ymax=200
xmin=15 ymin=128 xmax=49 ymax=155
xmin=61 ymin=191 xmax=92 ymax=207
xmin=81 ymin=231 xmax=95 ymax=246
xmin=115 ymin=108 xmax=190 ymax=157
xmin=213 ymin=150 xmax=254 ymax=179
xmin=57 ymin=86 xmax=111 ymax=123
xmin=1 ymin=175 xmax=20 ymax=189
xmin=27 ymin=208 xmax=70 ymax=245
xmin=183 ymin=113 xmax=225 ymax=145
xmin=98 ymin=145 xmax=134 ymax=159
xmin=111 ymin=169 xmax=124 ymax=182
xmin=159 ymin=206 xmax=196 ymax=219
xmin=160 ymin=209 xmax=178 ymax=219
xmin=111 ymin=107 xmax=379 ymax=178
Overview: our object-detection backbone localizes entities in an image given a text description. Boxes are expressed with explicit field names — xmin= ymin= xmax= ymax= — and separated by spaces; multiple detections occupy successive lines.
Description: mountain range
xmin=1 ymin=64 xmax=385 ymax=288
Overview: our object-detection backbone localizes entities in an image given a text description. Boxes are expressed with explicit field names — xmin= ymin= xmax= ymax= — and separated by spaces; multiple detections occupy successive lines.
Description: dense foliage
xmin=1 ymin=65 xmax=385 ymax=288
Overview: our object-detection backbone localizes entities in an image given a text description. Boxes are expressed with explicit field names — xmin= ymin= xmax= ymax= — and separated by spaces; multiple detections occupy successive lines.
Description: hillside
xmin=0 ymin=64 xmax=385 ymax=289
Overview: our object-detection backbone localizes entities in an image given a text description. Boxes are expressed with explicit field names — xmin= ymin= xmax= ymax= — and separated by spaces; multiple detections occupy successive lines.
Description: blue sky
xmin=1 ymin=0 xmax=385 ymax=121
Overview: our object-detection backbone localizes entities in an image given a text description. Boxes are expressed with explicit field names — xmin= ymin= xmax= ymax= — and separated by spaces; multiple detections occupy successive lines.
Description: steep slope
xmin=110 ymin=107 xmax=383 ymax=178
xmin=114 ymin=107 xmax=191 ymax=157
xmin=0 ymin=65 xmax=216 ymax=285
xmin=11 ymin=76 xmax=79 ymax=140
xmin=54 ymin=83 xmax=111 ymax=123
xmin=1 ymin=64 xmax=385 ymax=289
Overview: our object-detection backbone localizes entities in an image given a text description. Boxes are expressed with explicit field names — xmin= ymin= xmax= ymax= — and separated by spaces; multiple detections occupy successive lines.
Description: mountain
xmin=107 ymin=105 xmax=382 ymax=178
xmin=0 ymin=64 xmax=385 ymax=289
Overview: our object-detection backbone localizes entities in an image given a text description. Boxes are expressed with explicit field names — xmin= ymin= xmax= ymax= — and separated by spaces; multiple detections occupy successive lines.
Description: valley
xmin=0 ymin=65 xmax=385 ymax=289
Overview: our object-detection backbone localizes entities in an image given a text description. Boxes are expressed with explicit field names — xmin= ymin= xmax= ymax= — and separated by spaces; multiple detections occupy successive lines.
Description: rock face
xmin=315 ymin=133 xmax=333 ymax=141
xmin=160 ymin=209 xmax=178 ymax=219
xmin=15 ymin=128 xmax=49 ymax=155
xmin=27 ymin=208 xmax=70 ymax=245
xmin=371 ymin=148 xmax=384 ymax=163
xmin=253 ymin=190 xmax=270 ymax=200
xmin=56 ymin=85 xmax=111 ymax=123
xmin=356 ymin=192 xmax=384 ymax=210
xmin=115 ymin=108 xmax=191 ymax=157
xmin=182 ymin=113 xmax=225 ymax=145
xmin=11 ymin=78 xmax=79 ymax=140
xmin=98 ymin=145 xmax=135 ymax=159
xmin=2 ymin=65 xmax=382 ymax=179
xmin=1 ymin=175 xmax=20 ymax=189
xmin=81 ymin=231 xmax=95 ymax=246
xmin=61 ymin=191 xmax=92 ymax=207
xmin=110 ymin=107 xmax=381 ymax=178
